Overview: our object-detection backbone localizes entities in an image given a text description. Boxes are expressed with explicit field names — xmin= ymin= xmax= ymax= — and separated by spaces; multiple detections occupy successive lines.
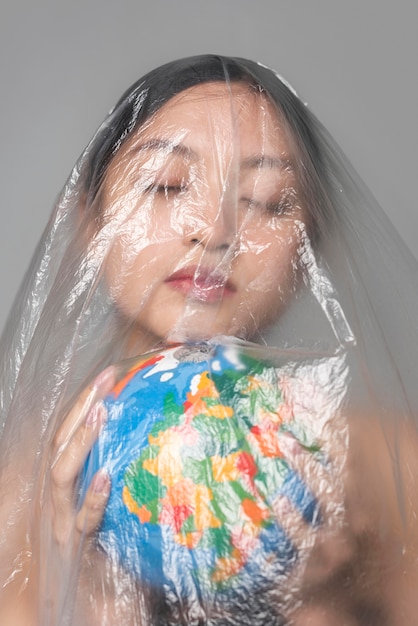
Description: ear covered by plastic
xmin=1 ymin=55 xmax=418 ymax=626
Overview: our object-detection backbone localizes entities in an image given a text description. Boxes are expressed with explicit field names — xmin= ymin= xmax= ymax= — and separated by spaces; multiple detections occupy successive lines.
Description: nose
xmin=183 ymin=189 xmax=237 ymax=251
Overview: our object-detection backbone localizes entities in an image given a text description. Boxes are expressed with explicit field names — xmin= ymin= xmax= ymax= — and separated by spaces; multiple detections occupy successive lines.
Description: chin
xmin=166 ymin=316 xmax=257 ymax=345
xmin=163 ymin=315 xmax=224 ymax=344
xmin=166 ymin=325 xmax=219 ymax=345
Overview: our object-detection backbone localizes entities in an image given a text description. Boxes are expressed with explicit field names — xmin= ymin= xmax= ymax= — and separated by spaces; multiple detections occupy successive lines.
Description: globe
xmin=82 ymin=339 xmax=321 ymax=602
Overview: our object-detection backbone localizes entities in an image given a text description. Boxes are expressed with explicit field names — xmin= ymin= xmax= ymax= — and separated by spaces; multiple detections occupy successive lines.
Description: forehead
xmin=122 ymin=81 xmax=293 ymax=159
xmin=157 ymin=81 xmax=278 ymax=119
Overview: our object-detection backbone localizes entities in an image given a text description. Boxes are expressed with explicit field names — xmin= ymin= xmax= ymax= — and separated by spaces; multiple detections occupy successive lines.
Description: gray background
xmin=0 ymin=0 xmax=417 ymax=333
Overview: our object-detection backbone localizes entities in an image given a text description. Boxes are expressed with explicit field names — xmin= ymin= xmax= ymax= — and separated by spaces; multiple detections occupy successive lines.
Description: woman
xmin=0 ymin=55 xmax=417 ymax=625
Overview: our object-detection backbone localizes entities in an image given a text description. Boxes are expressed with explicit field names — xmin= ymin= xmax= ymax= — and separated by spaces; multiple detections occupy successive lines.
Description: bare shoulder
xmin=345 ymin=411 xmax=418 ymax=624
xmin=346 ymin=410 xmax=418 ymax=529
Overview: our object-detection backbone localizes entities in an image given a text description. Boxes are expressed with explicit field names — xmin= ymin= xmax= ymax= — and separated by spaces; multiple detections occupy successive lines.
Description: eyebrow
xmin=129 ymin=138 xmax=199 ymax=161
xmin=241 ymin=155 xmax=294 ymax=171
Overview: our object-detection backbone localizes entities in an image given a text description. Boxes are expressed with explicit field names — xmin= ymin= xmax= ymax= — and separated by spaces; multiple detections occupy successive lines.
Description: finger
xmin=50 ymin=367 xmax=115 ymax=545
xmin=270 ymin=433 xmax=341 ymax=537
xmin=274 ymin=432 xmax=355 ymax=583
xmin=51 ymin=401 xmax=108 ymax=546
xmin=76 ymin=469 xmax=111 ymax=537
xmin=52 ymin=401 xmax=107 ymax=492
xmin=278 ymin=430 xmax=347 ymax=527
xmin=52 ymin=366 xmax=116 ymax=454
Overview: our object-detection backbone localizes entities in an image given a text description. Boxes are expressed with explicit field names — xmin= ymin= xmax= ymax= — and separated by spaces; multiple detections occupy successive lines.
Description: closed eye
xmin=145 ymin=182 xmax=187 ymax=196
xmin=241 ymin=196 xmax=289 ymax=216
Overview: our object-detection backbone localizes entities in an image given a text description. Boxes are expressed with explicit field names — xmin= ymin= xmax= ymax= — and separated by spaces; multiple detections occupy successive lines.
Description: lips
xmin=165 ymin=266 xmax=235 ymax=303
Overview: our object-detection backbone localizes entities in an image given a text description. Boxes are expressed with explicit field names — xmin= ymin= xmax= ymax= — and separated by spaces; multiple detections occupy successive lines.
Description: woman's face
xmin=100 ymin=81 xmax=308 ymax=346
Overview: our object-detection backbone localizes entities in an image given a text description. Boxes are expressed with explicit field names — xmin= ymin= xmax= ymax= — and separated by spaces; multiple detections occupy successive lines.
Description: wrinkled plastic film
xmin=1 ymin=55 xmax=418 ymax=625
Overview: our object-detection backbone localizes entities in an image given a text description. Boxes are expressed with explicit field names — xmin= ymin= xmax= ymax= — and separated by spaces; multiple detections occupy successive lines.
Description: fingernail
xmin=92 ymin=470 xmax=110 ymax=495
xmin=85 ymin=401 xmax=106 ymax=426
xmin=92 ymin=366 xmax=115 ymax=395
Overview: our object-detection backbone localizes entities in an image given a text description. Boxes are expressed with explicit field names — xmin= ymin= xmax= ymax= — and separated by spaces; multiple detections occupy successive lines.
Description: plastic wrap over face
xmin=1 ymin=55 xmax=418 ymax=626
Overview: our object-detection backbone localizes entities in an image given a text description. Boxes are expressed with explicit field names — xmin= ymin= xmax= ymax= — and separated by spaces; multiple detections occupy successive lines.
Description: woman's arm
xmin=0 ymin=366 xmax=123 ymax=626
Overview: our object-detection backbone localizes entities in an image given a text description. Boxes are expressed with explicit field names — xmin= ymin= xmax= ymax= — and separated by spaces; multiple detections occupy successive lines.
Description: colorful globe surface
xmin=82 ymin=340 xmax=321 ymax=599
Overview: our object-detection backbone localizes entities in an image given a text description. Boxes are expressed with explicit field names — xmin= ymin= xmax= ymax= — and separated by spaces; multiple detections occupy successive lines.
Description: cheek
xmin=103 ymin=239 xmax=170 ymax=312
xmin=234 ymin=223 xmax=304 ymax=331
xmin=102 ymin=200 xmax=183 ymax=281
xmin=238 ymin=223 xmax=301 ymax=294
xmin=104 ymin=243 xmax=148 ymax=315
xmin=102 ymin=188 xmax=183 ymax=246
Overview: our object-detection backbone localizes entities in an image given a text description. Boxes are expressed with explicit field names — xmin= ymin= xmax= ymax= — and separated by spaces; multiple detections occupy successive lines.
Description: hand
xmin=50 ymin=366 xmax=116 ymax=552
xmin=273 ymin=427 xmax=356 ymax=588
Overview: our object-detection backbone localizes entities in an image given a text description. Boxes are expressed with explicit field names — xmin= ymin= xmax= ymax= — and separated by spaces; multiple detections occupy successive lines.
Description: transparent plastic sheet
xmin=0 ymin=55 xmax=418 ymax=625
